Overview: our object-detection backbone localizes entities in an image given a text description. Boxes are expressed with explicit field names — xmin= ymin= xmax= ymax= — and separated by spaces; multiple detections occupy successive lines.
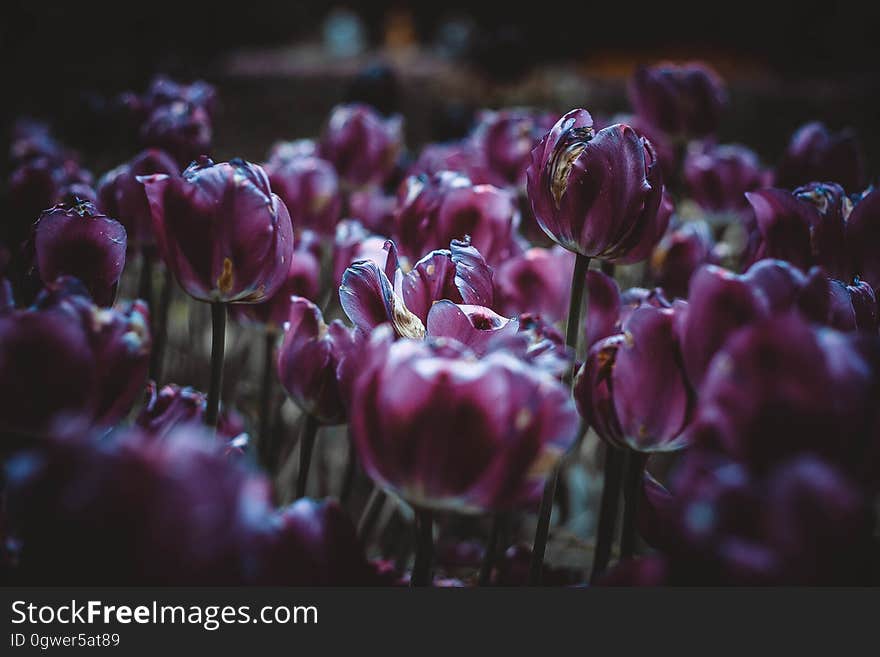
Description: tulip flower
xmin=277 ymin=296 xmax=357 ymax=496
xmin=526 ymin=111 xmax=667 ymax=264
xmin=494 ymin=246 xmax=575 ymax=323
xmin=395 ymin=171 xmax=522 ymax=265
xmin=350 ymin=328 xmax=580 ymax=583
xmin=628 ymin=62 xmax=727 ymax=138
xmin=140 ymin=101 xmax=213 ymax=168
xmin=319 ymin=103 xmax=403 ymax=188
xmin=265 ymin=154 xmax=342 ymax=236
xmin=141 ymin=156 xmax=294 ymax=428
xmin=348 ymin=186 xmax=397 ymax=235
xmin=408 ymin=142 xmax=502 ymax=187
xmin=650 ymin=220 xmax=717 ymax=299
xmin=846 ymin=188 xmax=880 ymax=293
xmin=97 ymin=149 xmax=179 ymax=252
xmin=683 ymin=143 xmax=767 ymax=214
xmin=31 ymin=200 xmax=127 ymax=307
xmin=267 ymin=138 xmax=317 ymax=164
xmin=332 ymin=219 xmax=390 ymax=286
xmin=472 ymin=108 xmax=558 ymax=187
xmin=775 ymin=121 xmax=866 ymax=191
xmin=0 ymin=278 xmax=150 ymax=437
xmin=142 ymin=75 xmax=218 ymax=117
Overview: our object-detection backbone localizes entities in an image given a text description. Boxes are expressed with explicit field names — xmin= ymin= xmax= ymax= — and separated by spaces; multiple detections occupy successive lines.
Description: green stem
xmin=258 ymin=328 xmax=277 ymax=471
xmin=589 ymin=444 xmax=625 ymax=583
xmin=295 ymin=413 xmax=320 ymax=499
xmin=205 ymin=302 xmax=226 ymax=429
xmin=528 ymin=252 xmax=590 ymax=585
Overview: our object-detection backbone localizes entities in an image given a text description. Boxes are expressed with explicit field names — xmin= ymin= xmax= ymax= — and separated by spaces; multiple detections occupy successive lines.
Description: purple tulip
xmin=265 ymin=155 xmax=342 ymax=236
xmin=574 ymin=303 xmax=692 ymax=452
xmin=136 ymin=381 xmax=249 ymax=452
xmin=683 ymin=143 xmax=767 ymax=213
xmin=828 ymin=278 xmax=878 ymax=333
xmin=233 ymin=231 xmax=322 ymax=329
xmin=277 ymin=297 xmax=356 ymax=425
xmin=142 ymin=75 xmax=218 ymax=117
xmin=526 ymin=111 xmax=667 ymax=263
xmin=650 ymin=220 xmax=717 ymax=299
xmin=628 ymin=62 xmax=727 ymax=138
xmin=266 ymin=139 xmax=317 ymax=164
xmin=97 ymin=149 xmax=179 ymax=252
xmin=140 ymin=157 xmax=294 ymax=304
xmin=32 ymin=200 xmax=127 ymax=307
xmin=472 ymin=108 xmax=558 ymax=186
xmin=0 ymin=279 xmax=150 ymax=436
xmin=140 ymin=102 xmax=213 ymax=168
xmin=847 ymin=188 xmax=880 ymax=293
xmin=348 ymin=186 xmax=397 ymax=235
xmin=494 ymin=245 xmax=575 ymax=323
xmin=339 ymin=238 xmax=497 ymax=346
xmin=319 ymin=103 xmax=403 ymax=188
xmin=408 ymin=142 xmax=503 ymax=187
xmin=775 ymin=121 xmax=866 ymax=191
xmin=350 ymin=330 xmax=580 ymax=513
xmin=332 ymin=219 xmax=390 ymax=286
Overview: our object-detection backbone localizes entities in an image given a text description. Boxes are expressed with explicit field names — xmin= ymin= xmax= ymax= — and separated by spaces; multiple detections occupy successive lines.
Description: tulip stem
xmin=529 ymin=252 xmax=590 ymax=586
xmin=620 ymin=451 xmax=648 ymax=560
xmin=357 ymin=486 xmax=386 ymax=542
xmin=600 ymin=261 xmax=616 ymax=278
xmin=340 ymin=437 xmax=358 ymax=506
xmin=205 ymin=302 xmax=226 ymax=429
xmin=295 ymin=413 xmax=320 ymax=498
xmin=148 ymin=266 xmax=173 ymax=383
xmin=590 ymin=444 xmax=625 ymax=583
xmin=258 ymin=328 xmax=277 ymax=471
xmin=479 ymin=514 xmax=505 ymax=586
xmin=138 ymin=251 xmax=153 ymax=308
xmin=411 ymin=509 xmax=434 ymax=587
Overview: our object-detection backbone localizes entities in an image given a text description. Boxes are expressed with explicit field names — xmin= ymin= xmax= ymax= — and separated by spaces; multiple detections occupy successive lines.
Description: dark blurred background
xmin=2 ymin=0 xmax=880 ymax=169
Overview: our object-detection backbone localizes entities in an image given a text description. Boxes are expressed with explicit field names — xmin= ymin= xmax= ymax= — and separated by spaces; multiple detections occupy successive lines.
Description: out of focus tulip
xmin=141 ymin=102 xmax=213 ymax=168
xmin=526 ymin=110 xmax=668 ymax=263
xmin=32 ymin=200 xmax=127 ymax=307
xmin=472 ymin=108 xmax=558 ymax=187
xmin=494 ymin=245 xmax=575 ymax=322
xmin=775 ymin=121 xmax=866 ymax=191
xmin=277 ymin=297 xmax=356 ymax=425
xmin=332 ymin=219 xmax=390 ymax=286
xmin=97 ymin=149 xmax=179 ymax=252
xmin=140 ymin=157 xmax=294 ymax=304
xmin=265 ymin=155 xmax=341 ymax=236
xmin=350 ymin=330 xmax=580 ymax=513
xmin=319 ymin=103 xmax=403 ymax=187
xmin=650 ymin=220 xmax=717 ymax=299
xmin=683 ymin=143 xmax=767 ymax=214
xmin=348 ymin=186 xmax=397 ymax=235
xmin=628 ymin=62 xmax=727 ymax=138
xmin=847 ymin=188 xmax=880 ymax=293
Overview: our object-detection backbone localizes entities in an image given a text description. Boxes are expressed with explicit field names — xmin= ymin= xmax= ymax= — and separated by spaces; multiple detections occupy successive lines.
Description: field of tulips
xmin=1 ymin=61 xmax=878 ymax=587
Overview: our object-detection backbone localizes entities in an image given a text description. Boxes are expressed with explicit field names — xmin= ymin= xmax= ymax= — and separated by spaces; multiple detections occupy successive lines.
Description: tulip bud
xmin=683 ymin=143 xmax=767 ymax=214
xmin=140 ymin=157 xmax=294 ymax=304
xmin=650 ymin=220 xmax=717 ymax=299
xmin=348 ymin=186 xmax=397 ymax=235
xmin=332 ymin=219 xmax=390 ymax=286
xmin=32 ymin=200 xmax=127 ymax=307
xmin=97 ymin=149 xmax=179 ymax=252
xmin=408 ymin=142 xmax=502 ymax=186
xmin=494 ymin=246 xmax=575 ymax=323
xmin=350 ymin=333 xmax=579 ymax=513
xmin=140 ymin=101 xmax=213 ymax=168
xmin=628 ymin=62 xmax=727 ymax=138
xmin=265 ymin=155 xmax=341 ymax=236
xmin=277 ymin=297 xmax=356 ymax=424
xmin=472 ymin=108 xmax=558 ymax=186
xmin=775 ymin=121 xmax=866 ymax=191
xmin=526 ymin=111 xmax=667 ymax=263
xmin=846 ymin=188 xmax=880 ymax=293
xmin=319 ymin=103 xmax=403 ymax=187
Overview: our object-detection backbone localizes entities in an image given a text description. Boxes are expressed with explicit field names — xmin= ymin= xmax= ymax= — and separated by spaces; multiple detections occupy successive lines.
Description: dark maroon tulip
xmin=494 ymin=245 xmax=575 ymax=323
xmin=143 ymin=75 xmax=218 ymax=117
xmin=605 ymin=113 xmax=677 ymax=182
xmin=339 ymin=238 xmax=496 ymax=339
xmin=319 ymin=103 xmax=403 ymax=188
xmin=775 ymin=121 xmax=866 ymax=191
xmin=348 ymin=186 xmax=397 ymax=235
xmin=692 ymin=313 xmax=877 ymax=477
xmin=32 ymin=200 xmax=127 ymax=307
xmin=233 ymin=231 xmax=322 ymax=329
xmin=745 ymin=183 xmax=850 ymax=279
xmin=526 ymin=111 xmax=666 ymax=262
xmin=265 ymin=154 xmax=341 ymax=236
xmin=267 ymin=139 xmax=317 ymax=164
xmin=0 ymin=279 xmax=150 ymax=436
xmin=575 ymin=304 xmax=692 ymax=452
xmin=683 ymin=143 xmax=767 ymax=213
xmin=332 ymin=219 xmax=390 ymax=286
xmin=650 ymin=220 xmax=717 ymax=299
xmin=350 ymin=329 xmax=580 ymax=513
xmin=135 ymin=381 xmax=249 ymax=453
xmin=256 ymin=498 xmax=376 ymax=585
xmin=141 ymin=157 xmax=294 ymax=303
xmin=426 ymin=301 xmax=519 ymax=355
xmin=408 ymin=141 xmax=503 ymax=187
xmin=828 ymin=278 xmax=878 ymax=333
xmin=847 ymin=188 xmax=880 ymax=293
xmin=472 ymin=108 xmax=558 ymax=186
xmin=628 ymin=62 xmax=727 ymax=138
xmin=9 ymin=119 xmax=66 ymax=167
xmin=276 ymin=296 xmax=355 ymax=425
xmin=395 ymin=170 xmax=521 ymax=266
xmin=140 ymin=101 xmax=213 ymax=168
xmin=97 ymin=149 xmax=179 ymax=252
